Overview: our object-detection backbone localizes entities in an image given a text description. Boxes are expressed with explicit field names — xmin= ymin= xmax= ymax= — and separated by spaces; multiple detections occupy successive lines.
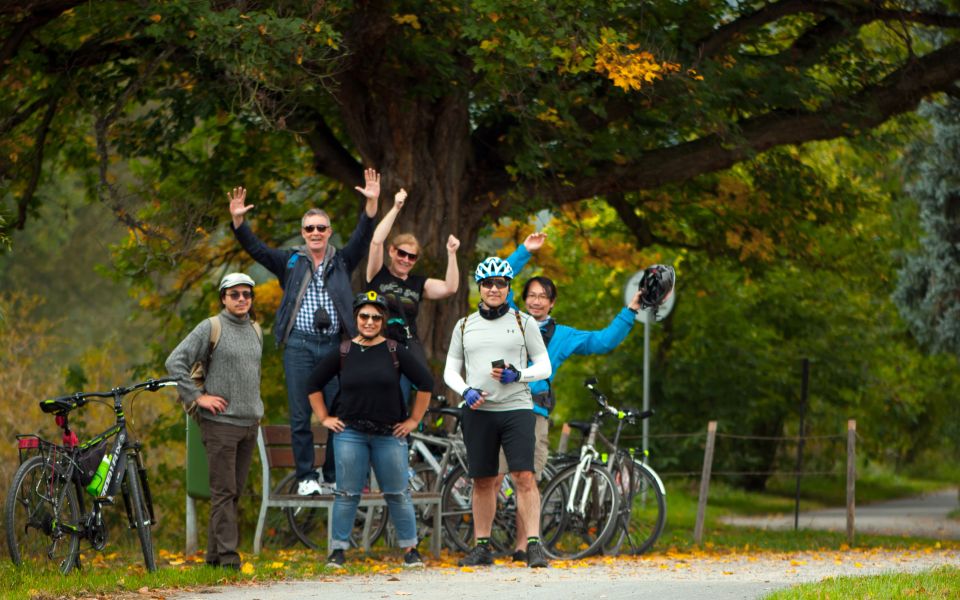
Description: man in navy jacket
xmin=228 ymin=170 xmax=380 ymax=494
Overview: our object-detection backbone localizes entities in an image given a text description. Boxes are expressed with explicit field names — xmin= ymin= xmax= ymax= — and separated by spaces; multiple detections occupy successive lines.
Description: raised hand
xmin=354 ymin=168 xmax=381 ymax=200
xmin=523 ymin=231 xmax=547 ymax=253
xmin=446 ymin=234 xmax=460 ymax=253
xmin=394 ymin=188 xmax=407 ymax=210
xmin=228 ymin=187 xmax=254 ymax=225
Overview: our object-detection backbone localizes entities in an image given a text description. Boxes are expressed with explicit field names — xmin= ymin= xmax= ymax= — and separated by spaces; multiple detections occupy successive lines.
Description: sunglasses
xmin=480 ymin=278 xmax=510 ymax=290
xmin=226 ymin=290 xmax=253 ymax=300
xmin=303 ymin=223 xmax=330 ymax=233
xmin=358 ymin=312 xmax=384 ymax=322
xmin=395 ymin=248 xmax=418 ymax=261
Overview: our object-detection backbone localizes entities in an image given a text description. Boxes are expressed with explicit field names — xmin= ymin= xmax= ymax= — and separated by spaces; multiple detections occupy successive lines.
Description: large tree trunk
xmin=332 ymin=77 xmax=489 ymax=375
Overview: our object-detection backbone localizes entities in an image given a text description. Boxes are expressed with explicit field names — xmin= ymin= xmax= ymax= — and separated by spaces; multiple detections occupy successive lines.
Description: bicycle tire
xmin=5 ymin=455 xmax=81 ymax=574
xmin=439 ymin=465 xmax=516 ymax=555
xmin=124 ymin=456 xmax=156 ymax=571
xmin=617 ymin=460 xmax=666 ymax=556
xmin=539 ymin=462 xmax=619 ymax=560
xmin=280 ymin=473 xmax=388 ymax=550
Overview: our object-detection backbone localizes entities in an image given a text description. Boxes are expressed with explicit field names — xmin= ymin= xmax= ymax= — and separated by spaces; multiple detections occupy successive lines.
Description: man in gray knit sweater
xmin=166 ymin=273 xmax=263 ymax=570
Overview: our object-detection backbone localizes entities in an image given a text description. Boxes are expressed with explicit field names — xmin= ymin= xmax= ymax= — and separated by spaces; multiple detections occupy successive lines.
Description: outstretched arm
xmin=354 ymin=168 xmax=381 ymax=218
xmin=366 ymin=189 xmax=406 ymax=282
xmin=423 ymin=235 xmax=461 ymax=299
xmin=506 ymin=232 xmax=547 ymax=309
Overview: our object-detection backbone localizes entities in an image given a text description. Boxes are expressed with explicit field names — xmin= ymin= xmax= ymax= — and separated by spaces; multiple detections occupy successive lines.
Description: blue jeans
xmin=330 ymin=428 xmax=417 ymax=550
xmin=283 ymin=330 xmax=339 ymax=483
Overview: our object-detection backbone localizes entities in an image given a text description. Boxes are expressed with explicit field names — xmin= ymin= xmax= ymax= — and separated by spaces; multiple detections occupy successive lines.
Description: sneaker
xmin=298 ymin=479 xmax=323 ymax=496
xmin=326 ymin=549 xmax=346 ymax=569
xmin=511 ymin=549 xmax=527 ymax=562
xmin=458 ymin=544 xmax=493 ymax=567
xmin=402 ymin=548 xmax=425 ymax=568
xmin=526 ymin=542 xmax=549 ymax=568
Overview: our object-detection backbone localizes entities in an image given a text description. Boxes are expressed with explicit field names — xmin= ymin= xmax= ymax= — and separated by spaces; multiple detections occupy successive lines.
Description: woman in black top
xmin=306 ymin=291 xmax=433 ymax=569
xmin=365 ymin=190 xmax=460 ymax=399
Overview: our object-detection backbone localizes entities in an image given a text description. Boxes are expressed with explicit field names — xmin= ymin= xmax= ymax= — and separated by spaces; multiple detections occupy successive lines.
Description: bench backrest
xmin=260 ymin=424 xmax=328 ymax=469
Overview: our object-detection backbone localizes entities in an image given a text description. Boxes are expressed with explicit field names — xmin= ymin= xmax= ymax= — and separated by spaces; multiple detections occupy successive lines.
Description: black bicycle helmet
xmin=353 ymin=290 xmax=389 ymax=314
xmin=638 ymin=265 xmax=675 ymax=309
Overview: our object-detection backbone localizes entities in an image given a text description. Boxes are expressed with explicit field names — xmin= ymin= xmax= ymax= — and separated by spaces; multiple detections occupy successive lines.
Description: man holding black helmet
xmin=228 ymin=169 xmax=380 ymax=495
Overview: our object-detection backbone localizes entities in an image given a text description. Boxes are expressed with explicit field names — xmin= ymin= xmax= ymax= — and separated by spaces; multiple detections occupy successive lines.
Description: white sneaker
xmin=298 ymin=479 xmax=323 ymax=496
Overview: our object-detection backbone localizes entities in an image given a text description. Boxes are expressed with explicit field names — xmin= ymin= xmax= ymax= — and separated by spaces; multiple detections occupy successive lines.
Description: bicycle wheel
xmin=539 ymin=462 xmax=619 ymax=560
xmin=439 ymin=465 xmax=517 ymax=555
xmin=5 ymin=456 xmax=81 ymax=574
xmin=439 ymin=465 xmax=474 ymax=552
xmin=616 ymin=460 xmax=666 ymax=556
xmin=281 ymin=474 xmax=388 ymax=551
xmin=124 ymin=455 xmax=156 ymax=571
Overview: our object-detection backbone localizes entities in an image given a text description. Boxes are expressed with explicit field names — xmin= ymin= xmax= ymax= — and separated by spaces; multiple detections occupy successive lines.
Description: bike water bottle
xmin=86 ymin=456 xmax=111 ymax=496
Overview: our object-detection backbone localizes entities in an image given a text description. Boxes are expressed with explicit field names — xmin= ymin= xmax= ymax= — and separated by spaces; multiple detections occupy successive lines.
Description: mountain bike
xmin=539 ymin=377 xmax=666 ymax=559
xmin=5 ymin=377 xmax=176 ymax=574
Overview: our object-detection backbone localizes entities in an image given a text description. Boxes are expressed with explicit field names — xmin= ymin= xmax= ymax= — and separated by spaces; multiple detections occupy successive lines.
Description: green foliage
xmin=894 ymin=99 xmax=960 ymax=355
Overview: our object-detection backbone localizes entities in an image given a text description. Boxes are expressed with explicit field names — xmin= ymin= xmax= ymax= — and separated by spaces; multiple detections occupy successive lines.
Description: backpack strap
xmin=339 ymin=339 xmax=352 ymax=370
xmin=206 ymin=315 xmax=222 ymax=363
xmin=386 ymin=339 xmax=399 ymax=371
xmin=251 ymin=320 xmax=263 ymax=344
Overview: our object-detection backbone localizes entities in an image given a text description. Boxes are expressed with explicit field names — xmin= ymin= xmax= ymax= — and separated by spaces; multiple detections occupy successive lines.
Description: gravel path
xmin=163 ymin=548 xmax=960 ymax=600
xmin=721 ymin=487 xmax=960 ymax=539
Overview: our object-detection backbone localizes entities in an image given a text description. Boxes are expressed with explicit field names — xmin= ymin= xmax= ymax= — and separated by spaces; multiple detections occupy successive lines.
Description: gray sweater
xmin=165 ymin=309 xmax=263 ymax=427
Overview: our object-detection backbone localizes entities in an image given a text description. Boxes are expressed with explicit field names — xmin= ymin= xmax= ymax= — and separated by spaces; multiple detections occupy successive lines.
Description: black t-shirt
xmin=306 ymin=340 xmax=434 ymax=427
xmin=367 ymin=266 xmax=428 ymax=340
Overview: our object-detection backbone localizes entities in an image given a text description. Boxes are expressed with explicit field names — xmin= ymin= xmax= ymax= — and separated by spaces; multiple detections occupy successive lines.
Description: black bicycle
xmin=4 ymin=377 xmax=176 ymax=574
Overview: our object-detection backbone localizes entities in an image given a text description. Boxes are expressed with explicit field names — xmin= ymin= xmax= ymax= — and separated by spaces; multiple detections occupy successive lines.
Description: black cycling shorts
xmin=460 ymin=408 xmax=536 ymax=478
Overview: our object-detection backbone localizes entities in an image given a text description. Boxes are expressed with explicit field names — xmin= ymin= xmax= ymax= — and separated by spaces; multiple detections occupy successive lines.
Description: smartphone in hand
xmin=491 ymin=359 xmax=505 ymax=369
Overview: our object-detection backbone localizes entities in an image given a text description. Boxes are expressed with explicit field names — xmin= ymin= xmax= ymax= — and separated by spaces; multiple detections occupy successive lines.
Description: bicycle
xmin=5 ymin=377 xmax=176 ymax=574
xmin=539 ymin=377 xmax=666 ymax=559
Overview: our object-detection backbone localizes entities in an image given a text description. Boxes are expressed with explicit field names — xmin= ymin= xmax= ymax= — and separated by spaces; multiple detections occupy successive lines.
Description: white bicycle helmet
xmin=474 ymin=257 xmax=514 ymax=282
xmin=219 ymin=272 xmax=256 ymax=291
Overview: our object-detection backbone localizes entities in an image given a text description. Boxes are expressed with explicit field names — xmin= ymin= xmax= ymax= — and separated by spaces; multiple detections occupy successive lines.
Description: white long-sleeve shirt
xmin=444 ymin=308 xmax=551 ymax=412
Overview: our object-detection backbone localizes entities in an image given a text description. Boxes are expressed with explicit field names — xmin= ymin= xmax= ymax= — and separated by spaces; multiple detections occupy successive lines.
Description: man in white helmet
xmin=443 ymin=257 xmax=552 ymax=568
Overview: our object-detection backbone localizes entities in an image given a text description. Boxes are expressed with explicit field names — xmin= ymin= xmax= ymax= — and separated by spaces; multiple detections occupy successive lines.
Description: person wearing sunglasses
xmin=305 ymin=291 xmax=434 ymax=569
xmin=494 ymin=231 xmax=643 ymax=562
xmin=364 ymin=188 xmax=461 ymax=401
xmin=443 ymin=257 xmax=552 ymax=568
xmin=228 ymin=169 xmax=380 ymax=496
xmin=165 ymin=273 xmax=264 ymax=570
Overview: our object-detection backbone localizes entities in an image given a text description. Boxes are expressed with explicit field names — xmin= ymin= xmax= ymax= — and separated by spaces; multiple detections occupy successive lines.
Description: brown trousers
xmin=198 ymin=418 xmax=258 ymax=566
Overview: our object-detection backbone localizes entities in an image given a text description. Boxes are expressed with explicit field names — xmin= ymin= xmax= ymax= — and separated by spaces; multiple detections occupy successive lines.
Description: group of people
xmin=164 ymin=169 xmax=643 ymax=571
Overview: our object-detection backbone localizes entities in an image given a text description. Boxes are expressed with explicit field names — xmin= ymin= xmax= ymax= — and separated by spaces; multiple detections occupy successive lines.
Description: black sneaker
xmin=511 ymin=549 xmax=527 ymax=562
xmin=326 ymin=549 xmax=346 ymax=569
xmin=526 ymin=542 xmax=549 ymax=568
xmin=403 ymin=548 xmax=425 ymax=568
xmin=458 ymin=544 xmax=493 ymax=566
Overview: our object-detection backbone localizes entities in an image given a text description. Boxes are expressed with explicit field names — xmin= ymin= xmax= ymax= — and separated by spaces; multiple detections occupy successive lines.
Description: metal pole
xmin=794 ymin=358 xmax=809 ymax=531
xmin=846 ymin=419 xmax=856 ymax=545
xmin=642 ymin=309 xmax=652 ymax=458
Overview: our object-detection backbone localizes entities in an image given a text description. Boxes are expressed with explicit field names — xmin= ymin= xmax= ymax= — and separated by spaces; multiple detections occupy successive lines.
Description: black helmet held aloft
xmin=353 ymin=290 xmax=389 ymax=314
xmin=638 ymin=265 xmax=675 ymax=310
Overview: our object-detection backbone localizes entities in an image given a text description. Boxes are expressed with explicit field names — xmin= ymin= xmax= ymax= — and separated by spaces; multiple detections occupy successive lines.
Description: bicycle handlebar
xmin=583 ymin=377 xmax=654 ymax=422
xmin=40 ymin=377 xmax=178 ymax=414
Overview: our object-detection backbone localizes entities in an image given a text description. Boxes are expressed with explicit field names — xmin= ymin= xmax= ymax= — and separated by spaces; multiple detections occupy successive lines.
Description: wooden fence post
xmin=693 ymin=420 xmax=718 ymax=545
xmin=846 ymin=419 xmax=856 ymax=545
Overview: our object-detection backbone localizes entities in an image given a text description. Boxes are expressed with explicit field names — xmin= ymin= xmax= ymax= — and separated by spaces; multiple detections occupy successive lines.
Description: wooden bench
xmin=253 ymin=424 xmax=442 ymax=557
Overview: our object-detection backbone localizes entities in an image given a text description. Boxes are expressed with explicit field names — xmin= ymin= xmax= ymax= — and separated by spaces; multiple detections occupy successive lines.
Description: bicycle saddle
xmin=567 ymin=420 xmax=592 ymax=435
xmin=39 ymin=396 xmax=82 ymax=414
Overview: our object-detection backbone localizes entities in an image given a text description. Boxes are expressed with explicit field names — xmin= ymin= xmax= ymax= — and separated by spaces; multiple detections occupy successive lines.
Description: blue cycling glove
xmin=500 ymin=365 xmax=521 ymax=384
xmin=463 ymin=388 xmax=483 ymax=407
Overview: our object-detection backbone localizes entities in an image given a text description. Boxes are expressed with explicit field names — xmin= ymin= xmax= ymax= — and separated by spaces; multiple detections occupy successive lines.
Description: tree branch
xmin=14 ymin=94 xmax=58 ymax=230
xmin=287 ymin=109 xmax=362 ymax=188
xmin=542 ymin=40 xmax=960 ymax=203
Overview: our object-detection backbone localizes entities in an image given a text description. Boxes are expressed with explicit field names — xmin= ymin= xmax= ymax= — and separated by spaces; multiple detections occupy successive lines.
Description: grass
xmin=763 ymin=565 xmax=960 ymax=599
